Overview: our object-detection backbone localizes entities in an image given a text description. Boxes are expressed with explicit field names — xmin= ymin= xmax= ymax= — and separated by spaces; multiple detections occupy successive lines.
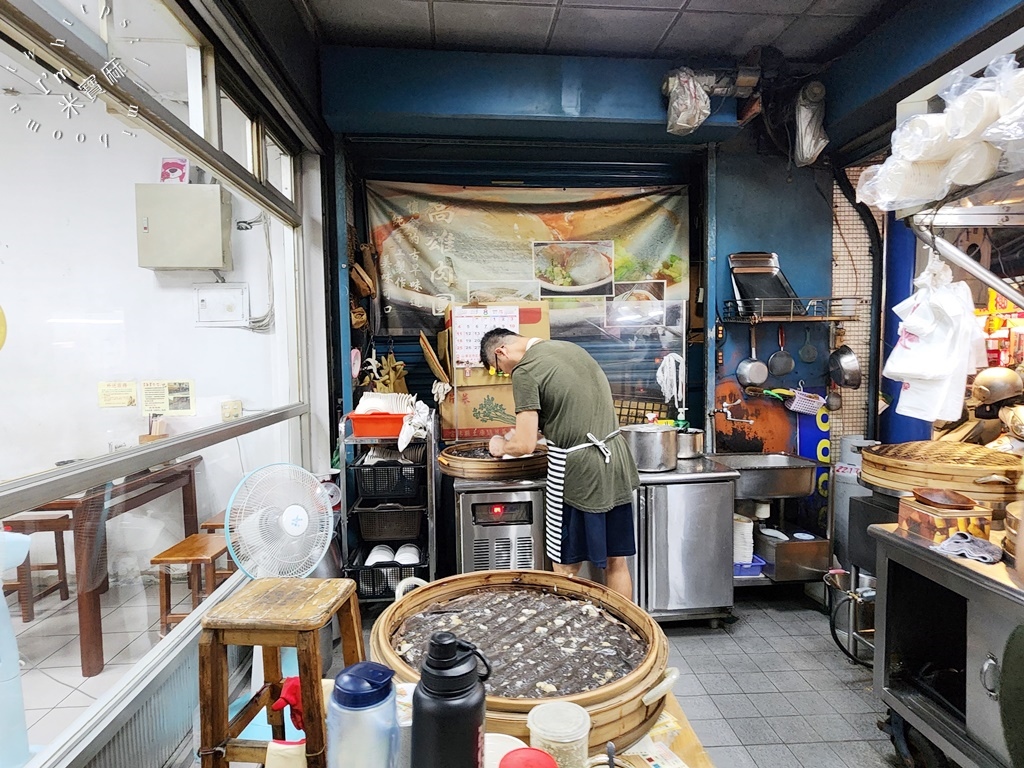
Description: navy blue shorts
xmin=556 ymin=501 xmax=636 ymax=569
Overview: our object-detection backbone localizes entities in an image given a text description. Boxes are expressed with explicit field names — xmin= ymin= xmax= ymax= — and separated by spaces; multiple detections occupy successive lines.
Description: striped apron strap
xmin=544 ymin=430 xmax=620 ymax=564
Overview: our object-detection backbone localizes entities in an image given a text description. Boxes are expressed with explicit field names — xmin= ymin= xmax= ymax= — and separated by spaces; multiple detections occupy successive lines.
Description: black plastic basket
xmin=345 ymin=545 xmax=428 ymax=600
xmin=353 ymin=498 xmax=424 ymax=541
xmin=352 ymin=456 xmax=425 ymax=500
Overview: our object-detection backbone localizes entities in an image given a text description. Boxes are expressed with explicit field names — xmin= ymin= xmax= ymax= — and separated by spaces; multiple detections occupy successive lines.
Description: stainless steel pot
xmin=677 ymin=428 xmax=704 ymax=459
xmin=621 ymin=424 xmax=677 ymax=472
xmin=829 ymin=345 xmax=862 ymax=389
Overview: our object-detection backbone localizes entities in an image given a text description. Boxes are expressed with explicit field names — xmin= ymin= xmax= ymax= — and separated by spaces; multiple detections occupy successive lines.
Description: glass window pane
xmin=264 ymin=130 xmax=293 ymax=200
xmin=220 ymin=90 xmax=254 ymax=173
xmin=0 ymin=41 xmax=300 ymax=485
xmin=7 ymin=420 xmax=305 ymax=749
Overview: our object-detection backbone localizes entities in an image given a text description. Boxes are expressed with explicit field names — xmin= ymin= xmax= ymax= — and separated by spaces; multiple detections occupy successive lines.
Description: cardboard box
xmin=443 ymin=301 xmax=550 ymax=387
xmin=439 ymin=384 xmax=517 ymax=441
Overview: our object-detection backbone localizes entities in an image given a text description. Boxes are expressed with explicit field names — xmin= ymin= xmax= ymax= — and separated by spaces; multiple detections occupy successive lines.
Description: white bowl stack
xmin=733 ymin=514 xmax=755 ymax=565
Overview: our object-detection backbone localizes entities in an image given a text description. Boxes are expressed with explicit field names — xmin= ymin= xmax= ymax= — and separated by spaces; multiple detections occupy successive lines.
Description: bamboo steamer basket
xmin=438 ymin=441 xmax=548 ymax=480
xmin=370 ymin=570 xmax=672 ymax=754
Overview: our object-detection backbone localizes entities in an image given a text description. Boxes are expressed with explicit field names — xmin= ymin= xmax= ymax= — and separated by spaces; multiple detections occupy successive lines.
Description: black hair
xmin=479 ymin=328 xmax=521 ymax=369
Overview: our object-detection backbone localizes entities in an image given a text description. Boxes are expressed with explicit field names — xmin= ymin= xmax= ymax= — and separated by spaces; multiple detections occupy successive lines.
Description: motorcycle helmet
xmin=1001 ymin=404 xmax=1024 ymax=441
xmin=971 ymin=367 xmax=1024 ymax=405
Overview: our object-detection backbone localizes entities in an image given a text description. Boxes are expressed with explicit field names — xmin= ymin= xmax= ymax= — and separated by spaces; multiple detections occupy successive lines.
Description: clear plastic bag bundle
xmin=944 ymin=141 xmax=1002 ymax=187
xmin=891 ymin=113 xmax=968 ymax=162
xmin=856 ymin=156 xmax=949 ymax=211
xmin=942 ymin=66 xmax=1001 ymax=141
xmin=662 ymin=68 xmax=710 ymax=137
xmin=794 ymin=82 xmax=829 ymax=167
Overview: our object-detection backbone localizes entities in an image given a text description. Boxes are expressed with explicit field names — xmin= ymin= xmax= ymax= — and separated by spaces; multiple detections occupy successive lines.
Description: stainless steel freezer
xmin=637 ymin=458 xmax=739 ymax=622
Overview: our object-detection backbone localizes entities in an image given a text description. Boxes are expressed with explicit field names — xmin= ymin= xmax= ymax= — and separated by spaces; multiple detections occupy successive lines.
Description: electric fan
xmin=225 ymin=463 xmax=335 ymax=579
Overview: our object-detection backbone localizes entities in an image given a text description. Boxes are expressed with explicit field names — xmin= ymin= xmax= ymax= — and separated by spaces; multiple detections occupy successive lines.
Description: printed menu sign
xmin=141 ymin=380 xmax=195 ymax=415
xmin=98 ymin=381 xmax=138 ymax=408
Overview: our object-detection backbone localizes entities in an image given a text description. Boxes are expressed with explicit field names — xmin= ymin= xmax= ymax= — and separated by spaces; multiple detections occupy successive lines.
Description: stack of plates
xmin=733 ymin=514 xmax=754 ymax=564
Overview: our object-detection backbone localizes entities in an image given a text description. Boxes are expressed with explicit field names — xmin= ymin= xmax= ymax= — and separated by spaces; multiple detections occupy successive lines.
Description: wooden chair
xmin=2 ymin=512 xmax=71 ymax=622
xmin=200 ymin=511 xmax=236 ymax=576
xmin=198 ymin=578 xmax=364 ymax=768
xmin=150 ymin=533 xmax=229 ymax=634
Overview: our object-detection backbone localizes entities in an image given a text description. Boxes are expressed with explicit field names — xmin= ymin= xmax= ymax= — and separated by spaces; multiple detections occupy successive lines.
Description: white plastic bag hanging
xmin=794 ymin=81 xmax=829 ymax=166
xmin=882 ymin=259 xmax=958 ymax=382
xmin=662 ymin=68 xmax=710 ymax=137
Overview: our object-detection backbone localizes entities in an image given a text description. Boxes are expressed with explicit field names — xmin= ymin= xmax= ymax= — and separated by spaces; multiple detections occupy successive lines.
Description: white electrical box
xmin=194 ymin=283 xmax=249 ymax=327
xmin=136 ymin=184 xmax=233 ymax=270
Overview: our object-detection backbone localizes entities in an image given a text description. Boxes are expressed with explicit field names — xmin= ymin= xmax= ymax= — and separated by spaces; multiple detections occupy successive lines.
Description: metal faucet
xmin=711 ymin=399 xmax=754 ymax=424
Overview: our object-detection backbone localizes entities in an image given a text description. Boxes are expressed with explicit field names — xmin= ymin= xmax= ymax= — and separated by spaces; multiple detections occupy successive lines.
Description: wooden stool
xmin=150 ymin=533 xmax=228 ymax=634
xmin=2 ymin=512 xmax=71 ymax=622
xmin=198 ymin=578 xmax=364 ymax=768
xmin=201 ymin=510 xmax=226 ymax=533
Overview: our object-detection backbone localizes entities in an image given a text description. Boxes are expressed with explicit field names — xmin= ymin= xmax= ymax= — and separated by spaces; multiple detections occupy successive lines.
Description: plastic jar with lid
xmin=525 ymin=702 xmax=590 ymax=768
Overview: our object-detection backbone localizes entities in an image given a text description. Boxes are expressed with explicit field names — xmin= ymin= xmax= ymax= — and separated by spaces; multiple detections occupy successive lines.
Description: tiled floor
xmin=8 ymin=577 xmax=194 ymax=749
xmin=666 ymin=591 xmax=899 ymax=768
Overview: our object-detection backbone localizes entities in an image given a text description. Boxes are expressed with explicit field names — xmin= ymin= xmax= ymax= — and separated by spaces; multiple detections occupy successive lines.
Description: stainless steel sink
xmin=709 ymin=453 xmax=820 ymax=499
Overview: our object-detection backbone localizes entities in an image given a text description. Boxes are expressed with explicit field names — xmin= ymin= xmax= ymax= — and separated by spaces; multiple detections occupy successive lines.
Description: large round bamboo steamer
xmin=438 ymin=441 xmax=548 ymax=480
xmin=370 ymin=570 xmax=671 ymax=754
xmin=862 ymin=442 xmax=1022 ymax=477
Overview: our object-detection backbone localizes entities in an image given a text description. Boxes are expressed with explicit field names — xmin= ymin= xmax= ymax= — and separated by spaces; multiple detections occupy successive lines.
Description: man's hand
xmin=488 ymin=434 xmax=506 ymax=457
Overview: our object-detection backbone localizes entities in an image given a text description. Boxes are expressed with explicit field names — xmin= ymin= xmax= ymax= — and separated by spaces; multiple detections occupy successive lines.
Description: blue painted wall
xmin=710 ymin=136 xmax=835 ymax=454
xmin=322 ymin=47 xmax=740 ymax=144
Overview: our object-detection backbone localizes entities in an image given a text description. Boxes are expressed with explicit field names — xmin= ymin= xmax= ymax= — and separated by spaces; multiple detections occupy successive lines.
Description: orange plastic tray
xmin=345 ymin=412 xmax=405 ymax=438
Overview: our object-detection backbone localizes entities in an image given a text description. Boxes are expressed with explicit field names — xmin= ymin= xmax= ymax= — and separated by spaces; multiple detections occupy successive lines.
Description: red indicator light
xmin=491 ymin=504 xmax=504 ymax=517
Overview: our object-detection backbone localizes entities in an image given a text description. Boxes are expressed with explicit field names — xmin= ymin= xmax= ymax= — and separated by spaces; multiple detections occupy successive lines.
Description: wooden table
xmin=35 ymin=457 xmax=202 ymax=676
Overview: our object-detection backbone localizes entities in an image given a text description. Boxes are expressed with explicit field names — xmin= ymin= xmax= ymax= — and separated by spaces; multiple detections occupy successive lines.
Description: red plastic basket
xmin=345 ymin=412 xmax=406 ymax=438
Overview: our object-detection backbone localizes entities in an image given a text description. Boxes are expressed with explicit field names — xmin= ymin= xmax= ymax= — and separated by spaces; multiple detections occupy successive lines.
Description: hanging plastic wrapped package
xmin=944 ymin=142 xmax=1003 ymax=187
xmin=983 ymin=53 xmax=1024 ymax=117
xmin=890 ymin=113 xmax=968 ymax=162
xmin=662 ymin=68 xmax=710 ymax=137
xmin=794 ymin=81 xmax=829 ymax=167
xmin=855 ymin=165 xmax=883 ymax=207
xmin=943 ymin=66 xmax=1001 ymax=141
xmin=858 ymin=156 xmax=949 ymax=211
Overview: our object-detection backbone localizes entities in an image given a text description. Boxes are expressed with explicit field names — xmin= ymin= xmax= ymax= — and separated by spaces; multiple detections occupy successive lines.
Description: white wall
xmin=0 ymin=92 xmax=303 ymax=579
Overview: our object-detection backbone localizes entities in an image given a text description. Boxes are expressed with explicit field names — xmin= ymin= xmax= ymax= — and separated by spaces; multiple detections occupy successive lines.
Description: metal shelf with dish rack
xmin=722 ymin=297 xmax=858 ymax=323
xmin=340 ymin=413 xmax=439 ymax=601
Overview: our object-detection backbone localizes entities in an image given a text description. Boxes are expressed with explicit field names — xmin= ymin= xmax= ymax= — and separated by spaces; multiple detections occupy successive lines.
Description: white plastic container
xmin=327 ymin=662 xmax=399 ymax=768
xmin=526 ymin=701 xmax=590 ymax=768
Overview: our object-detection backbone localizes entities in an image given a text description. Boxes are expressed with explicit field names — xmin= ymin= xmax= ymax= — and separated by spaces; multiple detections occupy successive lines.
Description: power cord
xmin=234 ymin=213 xmax=275 ymax=333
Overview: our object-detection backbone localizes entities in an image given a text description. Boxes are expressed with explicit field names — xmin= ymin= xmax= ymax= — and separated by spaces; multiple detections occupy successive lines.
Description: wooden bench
xmin=198 ymin=578 xmax=364 ymax=768
xmin=201 ymin=510 xmax=225 ymax=533
xmin=150 ymin=533 xmax=228 ymax=634
xmin=2 ymin=512 xmax=71 ymax=622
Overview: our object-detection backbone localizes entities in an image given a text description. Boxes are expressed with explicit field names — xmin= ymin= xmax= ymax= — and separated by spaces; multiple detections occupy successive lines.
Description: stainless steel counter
xmin=638 ymin=457 xmax=740 ymax=485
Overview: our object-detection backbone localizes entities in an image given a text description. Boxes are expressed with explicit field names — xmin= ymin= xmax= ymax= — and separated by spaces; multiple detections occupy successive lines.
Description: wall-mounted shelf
xmin=722 ymin=297 xmax=857 ymax=323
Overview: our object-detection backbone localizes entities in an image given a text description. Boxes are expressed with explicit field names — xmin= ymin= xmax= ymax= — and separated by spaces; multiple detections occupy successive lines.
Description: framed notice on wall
xmin=141 ymin=380 xmax=196 ymax=415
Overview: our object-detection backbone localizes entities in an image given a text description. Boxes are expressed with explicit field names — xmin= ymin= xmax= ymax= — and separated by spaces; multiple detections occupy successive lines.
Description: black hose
xmin=831 ymin=161 xmax=884 ymax=441
xmin=829 ymin=594 xmax=874 ymax=668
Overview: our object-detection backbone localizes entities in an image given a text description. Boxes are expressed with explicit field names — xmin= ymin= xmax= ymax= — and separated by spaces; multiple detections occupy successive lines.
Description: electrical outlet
xmin=221 ymin=400 xmax=243 ymax=421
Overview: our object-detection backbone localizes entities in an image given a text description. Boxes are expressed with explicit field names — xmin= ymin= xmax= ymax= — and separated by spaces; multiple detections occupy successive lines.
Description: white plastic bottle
xmin=327 ymin=661 xmax=399 ymax=768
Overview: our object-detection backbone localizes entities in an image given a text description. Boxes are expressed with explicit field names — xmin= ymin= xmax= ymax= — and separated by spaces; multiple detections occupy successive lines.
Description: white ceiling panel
xmin=548 ymin=7 xmax=679 ymax=56
xmin=309 ymin=0 xmax=432 ymax=46
xmin=686 ymin=0 xmax=814 ymax=13
xmin=658 ymin=12 xmax=796 ymax=58
xmin=771 ymin=13 xmax=861 ymax=59
xmin=434 ymin=2 xmax=555 ymax=51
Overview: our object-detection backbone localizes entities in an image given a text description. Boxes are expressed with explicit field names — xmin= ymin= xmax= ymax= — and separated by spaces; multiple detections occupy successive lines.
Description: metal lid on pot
xmin=620 ymin=424 xmax=676 ymax=433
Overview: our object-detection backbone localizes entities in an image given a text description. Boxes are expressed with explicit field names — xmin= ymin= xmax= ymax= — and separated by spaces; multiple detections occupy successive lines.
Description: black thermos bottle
xmin=411 ymin=631 xmax=491 ymax=768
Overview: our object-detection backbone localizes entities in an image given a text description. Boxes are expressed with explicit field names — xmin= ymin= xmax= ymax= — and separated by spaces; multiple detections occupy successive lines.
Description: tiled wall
xmin=829 ymin=167 xmax=884 ymax=458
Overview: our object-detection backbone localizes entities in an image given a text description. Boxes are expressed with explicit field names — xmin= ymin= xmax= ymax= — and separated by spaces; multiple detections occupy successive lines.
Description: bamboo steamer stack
xmin=438 ymin=441 xmax=548 ymax=480
xmin=861 ymin=442 xmax=1023 ymax=523
xmin=370 ymin=570 xmax=671 ymax=755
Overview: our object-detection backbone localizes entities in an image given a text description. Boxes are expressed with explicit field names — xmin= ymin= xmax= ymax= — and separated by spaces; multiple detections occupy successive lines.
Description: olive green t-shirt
xmin=511 ymin=340 xmax=639 ymax=512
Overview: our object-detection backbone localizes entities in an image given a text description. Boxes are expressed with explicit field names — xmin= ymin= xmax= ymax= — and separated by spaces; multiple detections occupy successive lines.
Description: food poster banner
xmin=366 ymin=181 xmax=689 ymax=336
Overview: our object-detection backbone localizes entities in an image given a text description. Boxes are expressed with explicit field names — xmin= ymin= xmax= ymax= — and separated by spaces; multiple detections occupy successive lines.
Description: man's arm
xmin=489 ymin=410 xmax=539 ymax=457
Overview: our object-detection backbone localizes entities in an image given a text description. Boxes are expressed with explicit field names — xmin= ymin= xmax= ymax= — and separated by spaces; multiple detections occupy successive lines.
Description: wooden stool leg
xmin=199 ymin=630 xmax=229 ymax=768
xmin=297 ymin=630 xmax=327 ymax=768
xmin=191 ymin=564 xmax=202 ymax=610
xmin=158 ymin=568 xmax=172 ymax=635
xmin=338 ymin=594 xmax=365 ymax=665
xmin=263 ymin=646 xmax=286 ymax=742
xmin=16 ymin=552 xmax=33 ymax=623
xmin=203 ymin=562 xmax=216 ymax=600
xmin=54 ymin=530 xmax=69 ymax=601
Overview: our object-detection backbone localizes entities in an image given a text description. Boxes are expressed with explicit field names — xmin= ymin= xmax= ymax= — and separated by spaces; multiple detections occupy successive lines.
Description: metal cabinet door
xmin=645 ymin=482 xmax=734 ymax=613
xmin=966 ymin=594 xmax=1024 ymax=767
